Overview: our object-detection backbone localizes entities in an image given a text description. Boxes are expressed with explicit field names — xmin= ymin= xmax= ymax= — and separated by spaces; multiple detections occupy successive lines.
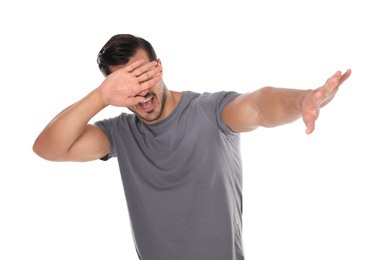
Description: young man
xmin=33 ymin=34 xmax=351 ymax=260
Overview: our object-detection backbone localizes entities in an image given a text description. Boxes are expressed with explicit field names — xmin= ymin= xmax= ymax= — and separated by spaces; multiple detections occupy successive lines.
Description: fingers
xmin=337 ymin=69 xmax=352 ymax=87
xmin=124 ymin=59 xmax=146 ymax=72
xmin=125 ymin=60 xmax=158 ymax=76
xmin=136 ymin=64 xmax=162 ymax=83
xmin=325 ymin=69 xmax=352 ymax=90
xmin=303 ymin=92 xmax=320 ymax=134
xmin=305 ymin=121 xmax=315 ymax=135
xmin=138 ymin=73 xmax=162 ymax=92
xmin=304 ymin=69 xmax=351 ymax=135
xmin=133 ymin=61 xmax=159 ymax=77
xmin=323 ymin=70 xmax=341 ymax=92
xmin=133 ymin=61 xmax=162 ymax=94
xmin=120 ymin=59 xmax=162 ymax=95
xmin=303 ymin=112 xmax=316 ymax=135
xmin=124 ymin=59 xmax=161 ymax=86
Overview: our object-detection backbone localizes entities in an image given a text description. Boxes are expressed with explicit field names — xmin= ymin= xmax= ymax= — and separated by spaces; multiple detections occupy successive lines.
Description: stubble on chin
xmin=130 ymin=85 xmax=168 ymax=123
xmin=129 ymin=99 xmax=163 ymax=123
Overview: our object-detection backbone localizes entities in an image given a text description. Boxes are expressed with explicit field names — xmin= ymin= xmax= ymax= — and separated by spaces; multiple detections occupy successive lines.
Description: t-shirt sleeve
xmin=94 ymin=118 xmax=117 ymax=161
xmin=200 ymin=91 xmax=241 ymax=135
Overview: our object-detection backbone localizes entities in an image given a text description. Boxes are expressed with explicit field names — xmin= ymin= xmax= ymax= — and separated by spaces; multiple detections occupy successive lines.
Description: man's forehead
xmin=131 ymin=49 xmax=150 ymax=62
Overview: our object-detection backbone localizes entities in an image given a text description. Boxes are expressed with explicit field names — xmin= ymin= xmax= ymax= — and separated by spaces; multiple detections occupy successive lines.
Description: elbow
xmin=32 ymin=138 xmax=50 ymax=160
xmin=32 ymin=137 xmax=60 ymax=161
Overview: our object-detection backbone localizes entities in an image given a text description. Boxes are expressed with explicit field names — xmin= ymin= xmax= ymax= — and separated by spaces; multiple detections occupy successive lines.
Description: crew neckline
xmin=140 ymin=91 xmax=197 ymax=134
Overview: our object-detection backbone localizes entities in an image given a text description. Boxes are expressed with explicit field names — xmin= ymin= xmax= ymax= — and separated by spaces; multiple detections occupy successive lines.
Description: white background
xmin=1 ymin=0 xmax=372 ymax=259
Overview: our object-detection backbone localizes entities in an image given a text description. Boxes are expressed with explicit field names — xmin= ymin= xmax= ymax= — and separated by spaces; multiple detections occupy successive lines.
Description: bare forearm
xmin=223 ymin=87 xmax=312 ymax=132
xmin=33 ymin=89 xmax=107 ymax=160
xmin=224 ymin=69 xmax=350 ymax=134
xmin=254 ymin=87 xmax=312 ymax=127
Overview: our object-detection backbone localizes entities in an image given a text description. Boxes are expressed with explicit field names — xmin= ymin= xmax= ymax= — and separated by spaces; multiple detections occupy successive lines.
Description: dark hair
xmin=97 ymin=34 xmax=157 ymax=76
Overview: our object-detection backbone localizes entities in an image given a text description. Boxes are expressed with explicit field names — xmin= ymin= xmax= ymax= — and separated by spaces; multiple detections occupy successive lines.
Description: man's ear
xmin=157 ymin=59 xmax=163 ymax=75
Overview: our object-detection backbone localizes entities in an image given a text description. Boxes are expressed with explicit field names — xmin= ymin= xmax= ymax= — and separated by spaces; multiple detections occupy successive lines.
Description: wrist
xmin=299 ymin=89 xmax=313 ymax=111
xmin=90 ymin=88 xmax=110 ymax=109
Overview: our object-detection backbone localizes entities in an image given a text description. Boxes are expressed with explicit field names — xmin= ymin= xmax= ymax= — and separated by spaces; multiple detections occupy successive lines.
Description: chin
xmin=137 ymin=111 xmax=162 ymax=123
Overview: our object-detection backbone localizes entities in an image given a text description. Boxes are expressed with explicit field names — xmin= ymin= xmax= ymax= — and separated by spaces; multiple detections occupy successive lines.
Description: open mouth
xmin=138 ymin=95 xmax=155 ymax=110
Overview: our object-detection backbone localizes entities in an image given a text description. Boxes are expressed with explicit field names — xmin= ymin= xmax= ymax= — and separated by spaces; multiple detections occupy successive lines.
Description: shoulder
xmin=94 ymin=112 xmax=135 ymax=130
xmin=195 ymin=91 xmax=241 ymax=106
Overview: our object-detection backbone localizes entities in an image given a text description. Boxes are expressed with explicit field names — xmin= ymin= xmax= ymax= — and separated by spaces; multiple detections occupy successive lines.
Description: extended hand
xmin=302 ymin=69 xmax=352 ymax=134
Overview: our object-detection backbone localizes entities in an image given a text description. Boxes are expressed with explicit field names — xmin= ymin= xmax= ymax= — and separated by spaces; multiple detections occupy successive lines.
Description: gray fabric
xmin=94 ymin=91 xmax=244 ymax=260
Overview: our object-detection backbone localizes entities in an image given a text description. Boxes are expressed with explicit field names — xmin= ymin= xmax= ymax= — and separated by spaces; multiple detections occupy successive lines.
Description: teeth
xmin=142 ymin=97 xmax=152 ymax=103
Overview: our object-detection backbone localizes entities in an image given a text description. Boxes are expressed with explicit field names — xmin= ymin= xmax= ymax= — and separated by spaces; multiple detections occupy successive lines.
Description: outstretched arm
xmin=33 ymin=59 xmax=162 ymax=162
xmin=223 ymin=69 xmax=351 ymax=134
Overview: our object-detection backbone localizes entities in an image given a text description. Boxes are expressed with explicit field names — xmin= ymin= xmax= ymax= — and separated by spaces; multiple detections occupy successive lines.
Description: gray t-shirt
xmin=94 ymin=91 xmax=244 ymax=260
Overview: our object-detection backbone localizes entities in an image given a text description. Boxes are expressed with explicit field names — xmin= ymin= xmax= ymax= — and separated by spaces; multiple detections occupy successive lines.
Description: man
xmin=33 ymin=34 xmax=351 ymax=260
